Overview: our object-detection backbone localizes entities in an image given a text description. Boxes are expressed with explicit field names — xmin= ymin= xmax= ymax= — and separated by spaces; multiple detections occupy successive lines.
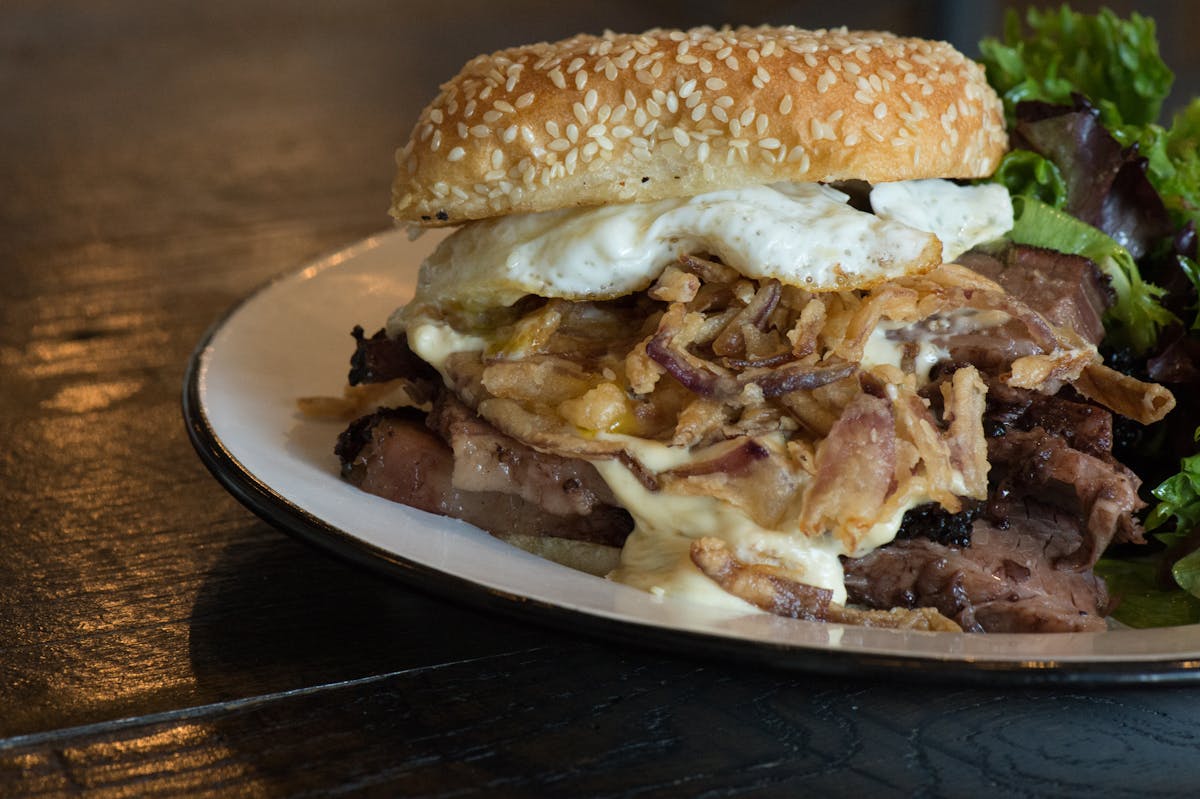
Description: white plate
xmin=184 ymin=229 xmax=1200 ymax=683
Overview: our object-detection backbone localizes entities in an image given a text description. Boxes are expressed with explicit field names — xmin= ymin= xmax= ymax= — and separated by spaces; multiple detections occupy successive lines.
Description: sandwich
xmin=320 ymin=25 xmax=1176 ymax=633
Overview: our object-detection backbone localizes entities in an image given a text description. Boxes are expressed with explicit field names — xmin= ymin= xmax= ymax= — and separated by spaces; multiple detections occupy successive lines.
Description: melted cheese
xmin=411 ymin=183 xmax=943 ymax=308
xmin=861 ymin=322 xmax=948 ymax=384
xmin=870 ymin=179 xmax=1012 ymax=261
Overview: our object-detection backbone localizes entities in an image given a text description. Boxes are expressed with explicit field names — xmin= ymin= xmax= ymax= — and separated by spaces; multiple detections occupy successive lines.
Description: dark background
xmin=3 ymin=2 xmax=1200 ymax=795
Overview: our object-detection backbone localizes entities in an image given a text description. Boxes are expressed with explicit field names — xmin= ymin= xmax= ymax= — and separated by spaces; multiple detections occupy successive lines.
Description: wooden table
xmin=4 ymin=2 xmax=1200 ymax=795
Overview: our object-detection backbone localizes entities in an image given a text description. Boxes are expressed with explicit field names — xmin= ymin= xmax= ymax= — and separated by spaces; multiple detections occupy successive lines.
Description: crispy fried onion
xmin=423 ymin=252 xmax=1171 ymax=558
xmin=689 ymin=537 xmax=961 ymax=631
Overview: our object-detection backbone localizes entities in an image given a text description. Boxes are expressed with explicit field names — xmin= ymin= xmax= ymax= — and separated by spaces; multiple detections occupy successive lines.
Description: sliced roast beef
xmin=982 ymin=380 xmax=1114 ymax=457
xmin=347 ymin=327 xmax=439 ymax=386
xmin=956 ymin=244 xmax=1110 ymax=346
xmin=843 ymin=501 xmax=1110 ymax=633
xmin=426 ymin=392 xmax=619 ymax=517
xmin=987 ymin=427 xmax=1144 ymax=569
xmin=336 ymin=407 xmax=632 ymax=547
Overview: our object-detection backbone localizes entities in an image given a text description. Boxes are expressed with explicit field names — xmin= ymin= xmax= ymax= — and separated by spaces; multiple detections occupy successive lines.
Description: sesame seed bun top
xmin=391 ymin=25 xmax=1008 ymax=226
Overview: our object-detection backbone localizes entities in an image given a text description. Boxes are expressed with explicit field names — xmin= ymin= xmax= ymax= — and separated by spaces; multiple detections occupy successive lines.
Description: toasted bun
xmin=392 ymin=26 xmax=1007 ymax=226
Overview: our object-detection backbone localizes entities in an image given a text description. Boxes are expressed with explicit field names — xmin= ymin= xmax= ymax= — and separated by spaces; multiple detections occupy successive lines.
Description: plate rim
xmin=181 ymin=232 xmax=1200 ymax=686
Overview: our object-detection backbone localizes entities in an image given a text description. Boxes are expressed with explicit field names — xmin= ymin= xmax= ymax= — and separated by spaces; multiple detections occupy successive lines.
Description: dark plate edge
xmin=180 ymin=256 xmax=1200 ymax=687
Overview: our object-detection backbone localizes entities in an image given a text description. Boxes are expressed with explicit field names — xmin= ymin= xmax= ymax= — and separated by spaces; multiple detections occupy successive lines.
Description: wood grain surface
xmin=3 ymin=2 xmax=1200 ymax=796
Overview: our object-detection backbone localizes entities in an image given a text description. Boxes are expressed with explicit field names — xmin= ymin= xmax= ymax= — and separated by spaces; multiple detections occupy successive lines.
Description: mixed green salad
xmin=977 ymin=5 xmax=1200 ymax=626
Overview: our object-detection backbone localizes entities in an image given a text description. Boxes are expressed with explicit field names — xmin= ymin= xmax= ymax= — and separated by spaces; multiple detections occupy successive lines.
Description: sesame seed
xmin=483 ymin=110 xmax=503 ymax=124
xmin=430 ymin=130 xmax=441 ymax=151
xmin=502 ymin=125 xmax=518 ymax=143
xmin=515 ymin=92 xmax=535 ymax=108
xmin=705 ymin=77 xmax=726 ymax=91
xmin=739 ymin=107 xmax=755 ymax=126
xmin=494 ymin=100 xmax=515 ymax=113
xmin=430 ymin=109 xmax=444 ymax=124
xmin=573 ymin=102 xmax=589 ymax=125
xmin=549 ymin=137 xmax=570 ymax=152
xmin=549 ymin=68 xmax=566 ymax=89
xmin=612 ymin=125 xmax=633 ymax=139
xmin=566 ymin=123 xmax=579 ymax=143
xmin=575 ymin=70 xmax=587 ymax=90
xmin=712 ymin=106 xmax=729 ymax=123
xmin=756 ymin=115 xmax=768 ymax=135
xmin=567 ymin=56 xmax=585 ymax=73
xmin=725 ymin=56 xmax=739 ymax=70
xmin=456 ymin=122 xmax=468 ymax=138
xmin=447 ymin=147 xmax=466 ymax=162
xmin=779 ymin=95 xmax=794 ymax=115
xmin=691 ymin=103 xmax=708 ymax=122
xmin=756 ymin=66 xmax=770 ymax=84
xmin=874 ymin=102 xmax=888 ymax=119
xmin=759 ymin=137 xmax=781 ymax=149
xmin=672 ymin=128 xmax=689 ymax=147
xmin=817 ymin=69 xmax=837 ymax=93
xmin=584 ymin=88 xmax=598 ymax=111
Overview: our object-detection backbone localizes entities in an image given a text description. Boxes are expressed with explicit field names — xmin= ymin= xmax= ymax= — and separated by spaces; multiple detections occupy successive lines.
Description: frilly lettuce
xmin=979 ymin=6 xmax=1171 ymax=128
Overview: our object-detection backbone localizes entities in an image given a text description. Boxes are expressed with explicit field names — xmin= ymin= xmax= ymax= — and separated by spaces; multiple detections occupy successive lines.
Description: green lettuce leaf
xmin=992 ymin=149 xmax=1068 ymax=208
xmin=1008 ymin=196 xmax=1173 ymax=352
xmin=979 ymin=6 xmax=1172 ymax=128
xmin=1112 ymin=99 xmax=1200 ymax=230
xmin=1093 ymin=557 xmax=1200 ymax=627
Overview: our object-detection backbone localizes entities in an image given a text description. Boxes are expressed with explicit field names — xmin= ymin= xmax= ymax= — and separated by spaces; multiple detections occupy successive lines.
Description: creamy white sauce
xmin=412 ymin=183 xmax=943 ymax=308
xmin=860 ymin=322 xmax=948 ymax=384
xmin=404 ymin=320 xmax=488 ymax=368
xmin=870 ymin=179 xmax=1013 ymax=261
xmin=595 ymin=457 xmax=851 ymax=607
